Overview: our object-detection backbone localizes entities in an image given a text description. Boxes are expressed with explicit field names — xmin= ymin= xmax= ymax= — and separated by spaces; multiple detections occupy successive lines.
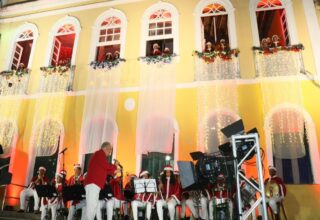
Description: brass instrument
xmin=265 ymin=181 xmax=280 ymax=198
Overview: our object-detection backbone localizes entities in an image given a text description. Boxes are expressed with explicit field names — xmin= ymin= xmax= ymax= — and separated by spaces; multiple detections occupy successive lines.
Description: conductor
xmin=84 ymin=142 xmax=117 ymax=220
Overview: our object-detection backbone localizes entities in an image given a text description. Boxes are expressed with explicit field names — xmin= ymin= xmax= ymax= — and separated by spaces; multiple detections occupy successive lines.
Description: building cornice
xmin=0 ymin=0 xmax=146 ymax=23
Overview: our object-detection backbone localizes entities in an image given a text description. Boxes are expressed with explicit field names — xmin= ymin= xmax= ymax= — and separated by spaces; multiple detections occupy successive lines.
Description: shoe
xmin=34 ymin=210 xmax=40 ymax=214
xmin=17 ymin=209 xmax=24 ymax=213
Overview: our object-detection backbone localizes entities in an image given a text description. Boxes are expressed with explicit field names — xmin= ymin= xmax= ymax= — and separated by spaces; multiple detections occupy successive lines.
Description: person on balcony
xmin=152 ymin=43 xmax=162 ymax=56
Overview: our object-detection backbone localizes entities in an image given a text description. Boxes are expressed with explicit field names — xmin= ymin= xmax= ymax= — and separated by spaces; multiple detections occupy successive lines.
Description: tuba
xmin=265 ymin=181 xmax=280 ymax=198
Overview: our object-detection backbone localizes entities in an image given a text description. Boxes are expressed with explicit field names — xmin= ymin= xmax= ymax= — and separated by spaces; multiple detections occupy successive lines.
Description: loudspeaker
xmin=177 ymin=161 xmax=198 ymax=189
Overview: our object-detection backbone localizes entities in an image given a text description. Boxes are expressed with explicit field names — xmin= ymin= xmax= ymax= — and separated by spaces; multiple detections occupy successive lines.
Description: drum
xmin=241 ymin=182 xmax=256 ymax=203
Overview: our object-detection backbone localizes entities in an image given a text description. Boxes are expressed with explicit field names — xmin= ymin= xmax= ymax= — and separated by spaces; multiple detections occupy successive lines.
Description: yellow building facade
xmin=1 ymin=0 xmax=320 ymax=218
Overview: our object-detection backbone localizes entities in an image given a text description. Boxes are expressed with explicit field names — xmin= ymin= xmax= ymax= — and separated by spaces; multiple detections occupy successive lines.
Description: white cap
xmin=38 ymin=167 xmax=46 ymax=171
xmin=268 ymin=166 xmax=277 ymax=171
xmin=139 ymin=170 xmax=149 ymax=178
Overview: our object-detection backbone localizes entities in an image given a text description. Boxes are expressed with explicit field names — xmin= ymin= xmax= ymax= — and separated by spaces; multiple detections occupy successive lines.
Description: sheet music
xmin=134 ymin=179 xmax=157 ymax=193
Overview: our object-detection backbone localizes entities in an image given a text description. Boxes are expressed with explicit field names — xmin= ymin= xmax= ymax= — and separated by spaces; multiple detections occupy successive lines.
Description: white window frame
xmin=5 ymin=22 xmax=39 ymax=70
xmin=89 ymin=8 xmax=127 ymax=62
xmin=140 ymin=2 xmax=179 ymax=57
xmin=249 ymin=0 xmax=299 ymax=47
xmin=194 ymin=0 xmax=237 ymax=51
xmin=44 ymin=16 xmax=81 ymax=66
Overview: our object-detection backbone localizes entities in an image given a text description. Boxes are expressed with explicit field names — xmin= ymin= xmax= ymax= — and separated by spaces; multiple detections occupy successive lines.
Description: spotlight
xmin=220 ymin=119 xmax=258 ymax=161
xmin=165 ymin=155 xmax=171 ymax=161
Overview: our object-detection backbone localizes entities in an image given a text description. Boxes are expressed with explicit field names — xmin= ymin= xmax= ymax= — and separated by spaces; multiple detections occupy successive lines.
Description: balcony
xmin=253 ymin=44 xmax=304 ymax=77
xmin=0 ymin=69 xmax=30 ymax=95
xmin=39 ymin=65 xmax=75 ymax=93
xmin=193 ymin=49 xmax=240 ymax=81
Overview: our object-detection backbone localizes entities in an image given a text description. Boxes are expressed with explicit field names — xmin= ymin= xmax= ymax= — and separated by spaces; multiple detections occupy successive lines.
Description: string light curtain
xmin=256 ymin=49 xmax=305 ymax=159
xmin=26 ymin=94 xmax=66 ymax=183
xmin=197 ymin=81 xmax=239 ymax=153
xmin=79 ymin=65 xmax=122 ymax=156
xmin=136 ymin=62 xmax=176 ymax=155
xmin=0 ymin=98 xmax=21 ymax=159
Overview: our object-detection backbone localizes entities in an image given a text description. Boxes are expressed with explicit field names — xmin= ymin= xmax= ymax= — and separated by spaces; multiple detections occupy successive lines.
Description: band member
xmin=85 ymin=142 xmax=117 ymax=220
xmin=209 ymin=174 xmax=233 ymax=220
xmin=67 ymin=164 xmax=86 ymax=220
xmin=96 ymin=175 xmax=113 ymax=220
xmin=18 ymin=166 xmax=49 ymax=213
xmin=106 ymin=168 xmax=125 ymax=220
xmin=259 ymin=166 xmax=286 ymax=220
xmin=156 ymin=165 xmax=181 ymax=220
xmin=131 ymin=170 xmax=156 ymax=220
xmin=40 ymin=172 xmax=65 ymax=220
xmin=185 ymin=184 xmax=210 ymax=220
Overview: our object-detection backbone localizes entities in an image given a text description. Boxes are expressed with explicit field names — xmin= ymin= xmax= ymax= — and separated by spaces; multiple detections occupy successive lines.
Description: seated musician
xmin=185 ymin=181 xmax=210 ymax=220
xmin=18 ymin=166 xmax=49 ymax=214
xmin=131 ymin=170 xmax=156 ymax=220
xmin=209 ymin=174 xmax=233 ymax=220
xmin=156 ymin=165 xmax=181 ymax=220
xmin=40 ymin=171 xmax=66 ymax=220
xmin=259 ymin=166 xmax=286 ymax=220
xmin=106 ymin=168 xmax=125 ymax=220
xmin=96 ymin=174 xmax=113 ymax=220
xmin=67 ymin=164 xmax=86 ymax=220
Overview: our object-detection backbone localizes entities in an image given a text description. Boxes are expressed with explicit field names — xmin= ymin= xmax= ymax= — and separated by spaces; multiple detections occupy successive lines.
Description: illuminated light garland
xmin=138 ymin=53 xmax=177 ymax=64
xmin=40 ymin=65 xmax=76 ymax=77
xmin=90 ymin=58 xmax=126 ymax=70
xmin=0 ymin=68 xmax=30 ymax=78
xmin=252 ymin=44 xmax=304 ymax=55
xmin=193 ymin=49 xmax=240 ymax=63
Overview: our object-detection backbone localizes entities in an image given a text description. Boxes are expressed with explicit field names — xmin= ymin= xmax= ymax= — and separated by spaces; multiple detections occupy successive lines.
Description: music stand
xmin=35 ymin=185 xmax=56 ymax=198
xmin=62 ymin=185 xmax=85 ymax=202
xmin=99 ymin=184 xmax=113 ymax=200
xmin=145 ymin=179 xmax=157 ymax=193
xmin=133 ymin=179 xmax=157 ymax=194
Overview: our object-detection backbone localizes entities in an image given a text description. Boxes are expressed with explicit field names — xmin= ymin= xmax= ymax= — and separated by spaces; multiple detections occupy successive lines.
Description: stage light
xmin=165 ymin=155 xmax=171 ymax=161
xmin=220 ymin=119 xmax=258 ymax=161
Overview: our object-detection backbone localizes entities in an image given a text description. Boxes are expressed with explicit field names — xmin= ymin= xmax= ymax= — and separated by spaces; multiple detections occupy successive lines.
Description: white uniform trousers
xmin=209 ymin=198 xmax=233 ymax=220
xmin=106 ymin=197 xmax=121 ymax=220
xmin=180 ymin=198 xmax=187 ymax=218
xmin=85 ymin=184 xmax=100 ymax=220
xmin=20 ymin=188 xmax=40 ymax=211
xmin=40 ymin=199 xmax=64 ymax=220
xmin=131 ymin=200 xmax=152 ymax=220
xmin=156 ymin=199 xmax=178 ymax=220
xmin=186 ymin=197 xmax=209 ymax=219
xmin=96 ymin=199 xmax=107 ymax=220
xmin=258 ymin=196 xmax=282 ymax=215
xmin=67 ymin=200 xmax=86 ymax=220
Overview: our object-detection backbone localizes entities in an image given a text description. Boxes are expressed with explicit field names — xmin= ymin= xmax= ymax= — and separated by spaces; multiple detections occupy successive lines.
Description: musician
xmin=106 ymin=168 xmax=125 ymax=220
xmin=131 ymin=170 xmax=156 ymax=220
xmin=96 ymin=175 xmax=113 ymax=220
xmin=209 ymin=174 xmax=233 ymax=220
xmin=18 ymin=166 xmax=49 ymax=214
xmin=156 ymin=165 xmax=181 ymax=220
xmin=185 ymin=183 xmax=210 ymax=220
xmin=40 ymin=172 xmax=66 ymax=220
xmin=67 ymin=164 xmax=86 ymax=220
xmin=85 ymin=142 xmax=117 ymax=220
xmin=259 ymin=166 xmax=286 ymax=220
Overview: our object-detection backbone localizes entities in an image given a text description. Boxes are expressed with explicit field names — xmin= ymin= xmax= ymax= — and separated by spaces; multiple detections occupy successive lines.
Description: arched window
xmin=45 ymin=16 xmax=81 ymax=66
xmin=141 ymin=2 xmax=179 ymax=56
xmin=250 ymin=0 xmax=299 ymax=46
xmin=5 ymin=23 xmax=38 ymax=70
xmin=90 ymin=9 xmax=127 ymax=62
xmin=194 ymin=0 xmax=237 ymax=51
xmin=266 ymin=107 xmax=317 ymax=184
